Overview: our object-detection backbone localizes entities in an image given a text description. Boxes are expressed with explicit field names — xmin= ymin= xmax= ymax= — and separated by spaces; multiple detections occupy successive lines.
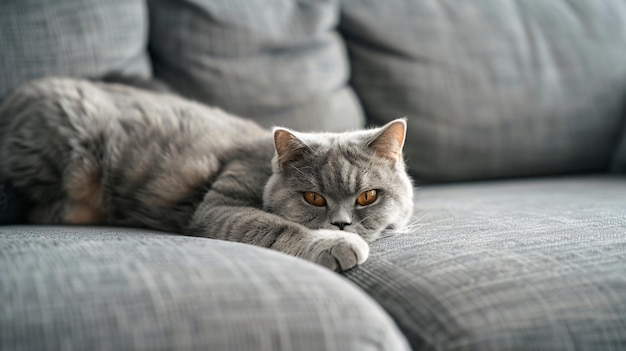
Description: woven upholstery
xmin=148 ymin=0 xmax=364 ymax=132
xmin=0 ymin=226 xmax=409 ymax=351
xmin=346 ymin=175 xmax=626 ymax=350
xmin=611 ymin=125 xmax=626 ymax=172
xmin=340 ymin=0 xmax=626 ymax=181
xmin=0 ymin=0 xmax=151 ymax=103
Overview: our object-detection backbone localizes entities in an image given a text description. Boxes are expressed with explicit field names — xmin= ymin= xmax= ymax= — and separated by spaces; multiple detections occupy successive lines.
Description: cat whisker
xmin=353 ymin=215 xmax=372 ymax=228
xmin=382 ymin=216 xmax=426 ymax=236
xmin=292 ymin=166 xmax=316 ymax=184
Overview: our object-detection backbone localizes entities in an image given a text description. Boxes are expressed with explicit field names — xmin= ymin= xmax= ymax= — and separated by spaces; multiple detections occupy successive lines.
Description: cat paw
xmin=306 ymin=230 xmax=370 ymax=272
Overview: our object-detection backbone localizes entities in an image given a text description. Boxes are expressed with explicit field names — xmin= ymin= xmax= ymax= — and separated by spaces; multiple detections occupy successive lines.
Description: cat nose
xmin=331 ymin=221 xmax=351 ymax=230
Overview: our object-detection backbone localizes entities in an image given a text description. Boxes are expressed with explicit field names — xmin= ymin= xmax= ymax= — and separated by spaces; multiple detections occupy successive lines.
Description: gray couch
xmin=1 ymin=1 xmax=625 ymax=350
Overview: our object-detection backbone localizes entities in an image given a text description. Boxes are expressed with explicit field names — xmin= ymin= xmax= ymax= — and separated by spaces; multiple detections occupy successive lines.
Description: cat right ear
xmin=367 ymin=118 xmax=407 ymax=165
xmin=273 ymin=128 xmax=309 ymax=169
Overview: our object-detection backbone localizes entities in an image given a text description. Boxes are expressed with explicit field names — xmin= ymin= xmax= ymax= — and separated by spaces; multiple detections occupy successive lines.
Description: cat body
xmin=0 ymin=78 xmax=413 ymax=271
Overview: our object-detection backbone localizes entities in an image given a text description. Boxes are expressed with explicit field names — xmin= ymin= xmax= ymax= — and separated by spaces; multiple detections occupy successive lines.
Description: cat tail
xmin=0 ymin=177 xmax=29 ymax=224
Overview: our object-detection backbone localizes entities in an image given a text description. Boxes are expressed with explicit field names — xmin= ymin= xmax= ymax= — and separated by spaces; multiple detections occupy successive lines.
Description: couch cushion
xmin=0 ymin=226 xmax=408 ymax=351
xmin=345 ymin=176 xmax=626 ymax=350
xmin=340 ymin=1 xmax=626 ymax=181
xmin=0 ymin=0 xmax=151 ymax=104
xmin=611 ymin=125 xmax=626 ymax=172
xmin=148 ymin=0 xmax=364 ymax=132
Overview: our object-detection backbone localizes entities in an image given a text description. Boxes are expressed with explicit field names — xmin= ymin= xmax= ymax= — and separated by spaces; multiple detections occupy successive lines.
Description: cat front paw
xmin=306 ymin=230 xmax=370 ymax=272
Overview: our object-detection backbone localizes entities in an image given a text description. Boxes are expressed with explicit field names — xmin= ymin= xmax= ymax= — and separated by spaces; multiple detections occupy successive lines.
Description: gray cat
xmin=0 ymin=77 xmax=414 ymax=272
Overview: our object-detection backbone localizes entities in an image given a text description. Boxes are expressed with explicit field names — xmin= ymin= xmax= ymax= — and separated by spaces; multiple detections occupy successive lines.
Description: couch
xmin=1 ymin=1 xmax=625 ymax=350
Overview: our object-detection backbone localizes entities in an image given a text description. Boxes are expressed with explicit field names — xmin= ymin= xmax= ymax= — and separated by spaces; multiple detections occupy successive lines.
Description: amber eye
xmin=356 ymin=190 xmax=378 ymax=206
xmin=304 ymin=191 xmax=327 ymax=207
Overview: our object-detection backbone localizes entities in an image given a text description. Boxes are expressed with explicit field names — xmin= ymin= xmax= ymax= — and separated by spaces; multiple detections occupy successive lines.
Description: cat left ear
xmin=273 ymin=128 xmax=309 ymax=169
xmin=367 ymin=118 xmax=407 ymax=164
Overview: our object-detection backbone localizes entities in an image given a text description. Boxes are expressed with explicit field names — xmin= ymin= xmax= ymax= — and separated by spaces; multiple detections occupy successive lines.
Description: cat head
xmin=263 ymin=119 xmax=414 ymax=242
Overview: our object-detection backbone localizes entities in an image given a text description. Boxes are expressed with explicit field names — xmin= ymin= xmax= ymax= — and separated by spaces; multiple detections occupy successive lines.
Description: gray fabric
xmin=148 ymin=0 xmax=364 ymax=132
xmin=340 ymin=0 xmax=626 ymax=181
xmin=0 ymin=226 xmax=409 ymax=351
xmin=610 ymin=125 xmax=626 ymax=172
xmin=0 ymin=0 xmax=151 ymax=103
xmin=345 ymin=175 xmax=626 ymax=350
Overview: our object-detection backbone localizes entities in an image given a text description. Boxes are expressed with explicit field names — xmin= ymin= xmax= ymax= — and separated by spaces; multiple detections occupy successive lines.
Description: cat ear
xmin=367 ymin=118 xmax=407 ymax=164
xmin=273 ymin=128 xmax=309 ymax=169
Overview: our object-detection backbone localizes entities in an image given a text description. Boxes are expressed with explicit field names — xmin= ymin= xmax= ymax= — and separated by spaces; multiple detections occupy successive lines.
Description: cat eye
xmin=304 ymin=191 xmax=327 ymax=207
xmin=356 ymin=190 xmax=378 ymax=206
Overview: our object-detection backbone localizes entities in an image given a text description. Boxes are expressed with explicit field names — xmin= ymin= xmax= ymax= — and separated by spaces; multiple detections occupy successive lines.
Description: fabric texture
xmin=148 ymin=0 xmax=364 ymax=132
xmin=345 ymin=175 xmax=626 ymax=350
xmin=0 ymin=0 xmax=151 ymax=104
xmin=340 ymin=0 xmax=626 ymax=181
xmin=0 ymin=226 xmax=409 ymax=351
xmin=610 ymin=124 xmax=626 ymax=172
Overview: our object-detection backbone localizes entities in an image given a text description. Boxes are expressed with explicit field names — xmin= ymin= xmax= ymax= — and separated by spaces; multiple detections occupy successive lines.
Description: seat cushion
xmin=340 ymin=0 xmax=626 ymax=181
xmin=345 ymin=176 xmax=626 ymax=350
xmin=0 ymin=226 xmax=408 ymax=351
xmin=148 ymin=0 xmax=364 ymax=132
xmin=0 ymin=0 xmax=151 ymax=103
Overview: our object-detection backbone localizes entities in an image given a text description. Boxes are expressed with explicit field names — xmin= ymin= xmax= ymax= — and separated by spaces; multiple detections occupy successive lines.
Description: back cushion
xmin=341 ymin=0 xmax=626 ymax=182
xmin=148 ymin=0 xmax=364 ymax=132
xmin=610 ymin=126 xmax=626 ymax=173
xmin=0 ymin=0 xmax=151 ymax=103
